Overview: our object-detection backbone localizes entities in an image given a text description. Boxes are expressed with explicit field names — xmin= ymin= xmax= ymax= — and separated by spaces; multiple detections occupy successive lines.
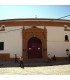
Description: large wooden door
xmin=28 ymin=37 xmax=42 ymax=59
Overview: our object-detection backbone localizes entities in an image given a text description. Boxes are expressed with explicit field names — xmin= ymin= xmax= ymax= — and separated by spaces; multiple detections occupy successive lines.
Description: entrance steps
xmin=24 ymin=59 xmax=51 ymax=67
xmin=24 ymin=59 xmax=47 ymax=63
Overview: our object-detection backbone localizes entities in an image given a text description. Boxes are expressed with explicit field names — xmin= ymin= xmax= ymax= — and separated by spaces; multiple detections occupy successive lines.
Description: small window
xmin=65 ymin=35 xmax=69 ymax=41
xmin=0 ymin=42 xmax=4 ymax=50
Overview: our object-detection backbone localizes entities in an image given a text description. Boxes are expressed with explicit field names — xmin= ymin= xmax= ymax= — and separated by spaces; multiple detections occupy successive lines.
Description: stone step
xmin=24 ymin=59 xmax=47 ymax=63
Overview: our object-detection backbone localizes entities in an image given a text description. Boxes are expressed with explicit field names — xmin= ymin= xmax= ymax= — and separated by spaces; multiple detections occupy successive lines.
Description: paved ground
xmin=0 ymin=60 xmax=70 ymax=75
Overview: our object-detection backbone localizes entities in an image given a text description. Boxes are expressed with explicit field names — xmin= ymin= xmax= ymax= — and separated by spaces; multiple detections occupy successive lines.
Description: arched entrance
xmin=28 ymin=37 xmax=42 ymax=59
xmin=22 ymin=27 xmax=47 ymax=60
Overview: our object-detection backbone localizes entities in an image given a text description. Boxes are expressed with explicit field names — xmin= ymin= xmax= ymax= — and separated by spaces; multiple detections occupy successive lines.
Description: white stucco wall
xmin=0 ymin=26 xmax=23 ymax=58
xmin=0 ymin=26 xmax=70 ymax=58
xmin=46 ymin=26 xmax=70 ymax=57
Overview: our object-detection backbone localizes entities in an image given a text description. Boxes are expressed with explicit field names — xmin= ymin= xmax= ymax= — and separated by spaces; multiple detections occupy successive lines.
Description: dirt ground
xmin=0 ymin=64 xmax=70 ymax=75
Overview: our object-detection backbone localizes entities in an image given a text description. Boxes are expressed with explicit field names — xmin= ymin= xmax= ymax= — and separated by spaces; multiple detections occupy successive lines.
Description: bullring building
xmin=0 ymin=18 xmax=70 ymax=61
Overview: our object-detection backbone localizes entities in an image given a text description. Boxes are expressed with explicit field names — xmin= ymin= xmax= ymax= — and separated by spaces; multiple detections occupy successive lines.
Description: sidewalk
xmin=0 ymin=60 xmax=70 ymax=67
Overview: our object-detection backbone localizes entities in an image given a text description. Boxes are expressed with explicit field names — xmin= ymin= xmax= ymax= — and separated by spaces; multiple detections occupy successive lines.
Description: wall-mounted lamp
xmin=66 ymin=49 xmax=69 ymax=55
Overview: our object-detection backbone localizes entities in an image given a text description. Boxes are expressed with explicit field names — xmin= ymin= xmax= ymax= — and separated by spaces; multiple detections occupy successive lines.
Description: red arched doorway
xmin=28 ymin=37 xmax=42 ymax=59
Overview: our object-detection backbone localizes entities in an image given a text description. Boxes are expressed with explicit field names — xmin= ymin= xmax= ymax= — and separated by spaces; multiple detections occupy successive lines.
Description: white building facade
xmin=0 ymin=18 xmax=70 ymax=61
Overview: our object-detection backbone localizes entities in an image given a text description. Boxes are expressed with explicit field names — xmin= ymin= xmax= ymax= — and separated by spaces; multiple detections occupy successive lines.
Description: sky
xmin=0 ymin=5 xmax=70 ymax=20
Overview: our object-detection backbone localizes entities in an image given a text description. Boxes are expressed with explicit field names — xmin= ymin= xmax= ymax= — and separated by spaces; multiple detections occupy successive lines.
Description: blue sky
xmin=0 ymin=5 xmax=70 ymax=20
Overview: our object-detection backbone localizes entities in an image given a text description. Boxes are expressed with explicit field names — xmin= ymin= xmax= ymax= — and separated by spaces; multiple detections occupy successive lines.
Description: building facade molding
xmin=0 ymin=18 xmax=70 ymax=27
